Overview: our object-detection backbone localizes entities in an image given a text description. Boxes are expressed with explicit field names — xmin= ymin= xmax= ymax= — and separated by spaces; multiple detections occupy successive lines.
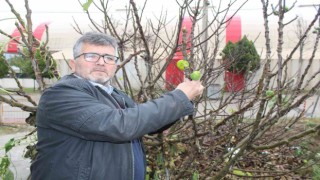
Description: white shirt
xmin=73 ymin=74 xmax=114 ymax=94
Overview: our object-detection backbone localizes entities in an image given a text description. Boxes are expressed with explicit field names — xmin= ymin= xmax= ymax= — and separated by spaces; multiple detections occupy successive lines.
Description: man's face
xmin=70 ymin=43 xmax=117 ymax=85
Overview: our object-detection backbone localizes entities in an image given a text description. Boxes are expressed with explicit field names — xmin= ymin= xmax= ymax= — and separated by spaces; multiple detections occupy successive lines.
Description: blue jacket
xmin=31 ymin=75 xmax=194 ymax=180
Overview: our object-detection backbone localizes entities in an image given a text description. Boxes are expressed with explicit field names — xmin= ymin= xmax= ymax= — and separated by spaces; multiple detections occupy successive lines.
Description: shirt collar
xmin=73 ymin=74 xmax=114 ymax=94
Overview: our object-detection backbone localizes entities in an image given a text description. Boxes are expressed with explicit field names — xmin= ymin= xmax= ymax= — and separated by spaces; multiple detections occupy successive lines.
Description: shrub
xmin=0 ymin=53 xmax=9 ymax=78
xmin=9 ymin=48 xmax=57 ymax=79
xmin=221 ymin=36 xmax=260 ymax=74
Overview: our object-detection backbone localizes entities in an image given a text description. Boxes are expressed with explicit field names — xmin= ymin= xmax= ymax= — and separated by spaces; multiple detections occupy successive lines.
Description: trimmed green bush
xmin=9 ymin=48 xmax=57 ymax=79
xmin=221 ymin=36 xmax=260 ymax=74
xmin=0 ymin=54 xmax=9 ymax=78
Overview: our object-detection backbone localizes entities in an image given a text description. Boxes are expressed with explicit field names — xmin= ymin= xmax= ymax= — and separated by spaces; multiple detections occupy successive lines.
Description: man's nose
xmin=96 ymin=56 xmax=105 ymax=65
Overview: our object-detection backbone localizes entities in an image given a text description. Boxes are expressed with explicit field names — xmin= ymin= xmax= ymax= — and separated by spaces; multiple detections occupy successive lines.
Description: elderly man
xmin=31 ymin=32 xmax=204 ymax=180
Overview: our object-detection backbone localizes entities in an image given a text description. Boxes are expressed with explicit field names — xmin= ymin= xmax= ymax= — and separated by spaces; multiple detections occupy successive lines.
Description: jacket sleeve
xmin=36 ymin=81 xmax=194 ymax=142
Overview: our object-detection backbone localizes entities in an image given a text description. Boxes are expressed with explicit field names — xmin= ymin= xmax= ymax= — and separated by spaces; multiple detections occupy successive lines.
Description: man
xmin=31 ymin=32 xmax=204 ymax=180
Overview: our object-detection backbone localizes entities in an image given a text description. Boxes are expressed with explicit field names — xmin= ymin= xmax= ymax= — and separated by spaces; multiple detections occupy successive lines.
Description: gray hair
xmin=73 ymin=32 xmax=118 ymax=58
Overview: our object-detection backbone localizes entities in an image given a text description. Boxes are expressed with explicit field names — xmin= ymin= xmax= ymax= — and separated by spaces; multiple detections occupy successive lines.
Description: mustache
xmin=91 ymin=68 xmax=106 ymax=72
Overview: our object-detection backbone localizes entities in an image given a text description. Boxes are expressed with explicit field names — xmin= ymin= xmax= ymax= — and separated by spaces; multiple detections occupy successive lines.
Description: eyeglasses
xmin=75 ymin=53 xmax=119 ymax=64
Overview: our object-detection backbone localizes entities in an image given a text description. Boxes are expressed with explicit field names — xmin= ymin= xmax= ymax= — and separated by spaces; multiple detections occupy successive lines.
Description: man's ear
xmin=69 ymin=59 xmax=76 ymax=72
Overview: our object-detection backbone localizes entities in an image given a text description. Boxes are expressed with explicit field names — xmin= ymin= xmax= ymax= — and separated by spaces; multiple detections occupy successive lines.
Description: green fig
xmin=190 ymin=70 xmax=201 ymax=80
xmin=176 ymin=60 xmax=189 ymax=70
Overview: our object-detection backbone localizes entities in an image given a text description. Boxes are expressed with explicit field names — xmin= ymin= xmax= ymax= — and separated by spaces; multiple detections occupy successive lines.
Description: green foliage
xmin=232 ymin=169 xmax=253 ymax=177
xmin=3 ymin=169 xmax=14 ymax=180
xmin=221 ymin=36 xmax=260 ymax=74
xmin=0 ymin=155 xmax=10 ymax=177
xmin=268 ymin=94 xmax=290 ymax=108
xmin=82 ymin=0 xmax=93 ymax=11
xmin=10 ymin=56 xmax=34 ymax=78
xmin=192 ymin=171 xmax=199 ymax=180
xmin=0 ymin=139 xmax=16 ymax=180
xmin=313 ymin=27 xmax=320 ymax=34
xmin=312 ymin=165 xmax=320 ymax=180
xmin=273 ymin=6 xmax=290 ymax=16
xmin=0 ymin=53 xmax=9 ymax=78
xmin=4 ymin=139 xmax=15 ymax=153
xmin=9 ymin=48 xmax=57 ymax=79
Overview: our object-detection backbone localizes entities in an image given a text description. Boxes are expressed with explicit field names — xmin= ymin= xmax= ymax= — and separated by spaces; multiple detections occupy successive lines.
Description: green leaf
xmin=295 ymin=148 xmax=303 ymax=156
xmin=153 ymin=170 xmax=161 ymax=180
xmin=0 ymin=155 xmax=10 ymax=175
xmin=265 ymin=90 xmax=275 ymax=98
xmin=156 ymin=153 xmax=163 ymax=165
xmin=3 ymin=169 xmax=14 ymax=180
xmin=233 ymin=169 xmax=252 ymax=176
xmin=82 ymin=0 xmax=93 ymax=11
xmin=4 ymin=139 xmax=15 ymax=153
xmin=145 ymin=174 xmax=149 ymax=180
xmin=192 ymin=170 xmax=199 ymax=180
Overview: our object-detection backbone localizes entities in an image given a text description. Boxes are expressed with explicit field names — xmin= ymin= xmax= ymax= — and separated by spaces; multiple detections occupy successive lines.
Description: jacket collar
xmin=72 ymin=73 xmax=114 ymax=94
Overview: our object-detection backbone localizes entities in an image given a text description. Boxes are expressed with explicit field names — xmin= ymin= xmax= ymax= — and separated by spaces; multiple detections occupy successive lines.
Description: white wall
xmin=0 ymin=78 xmax=56 ymax=89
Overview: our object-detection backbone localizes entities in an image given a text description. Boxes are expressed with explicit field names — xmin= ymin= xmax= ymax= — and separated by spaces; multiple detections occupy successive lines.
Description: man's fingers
xmin=176 ymin=81 xmax=204 ymax=100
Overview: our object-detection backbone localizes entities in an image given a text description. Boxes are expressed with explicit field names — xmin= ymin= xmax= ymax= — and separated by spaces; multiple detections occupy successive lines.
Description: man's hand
xmin=176 ymin=80 xmax=204 ymax=100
